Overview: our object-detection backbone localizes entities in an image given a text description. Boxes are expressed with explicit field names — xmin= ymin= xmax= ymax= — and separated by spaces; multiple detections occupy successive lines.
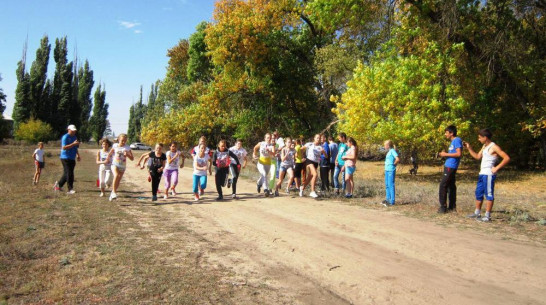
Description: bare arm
xmin=464 ymin=142 xmax=483 ymax=160
xmin=253 ymin=143 xmax=261 ymax=159
xmin=491 ymin=145 xmax=510 ymax=174
xmin=439 ymin=147 xmax=462 ymax=158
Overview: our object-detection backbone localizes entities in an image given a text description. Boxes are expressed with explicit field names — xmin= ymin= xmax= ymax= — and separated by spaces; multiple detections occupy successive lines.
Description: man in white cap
xmin=54 ymin=124 xmax=81 ymax=194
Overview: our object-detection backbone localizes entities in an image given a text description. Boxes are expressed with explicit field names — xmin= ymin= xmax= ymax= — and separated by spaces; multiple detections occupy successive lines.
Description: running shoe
xmin=264 ymin=189 xmax=270 ymax=197
xmin=345 ymin=193 xmax=353 ymax=198
xmin=109 ymin=192 xmax=117 ymax=202
xmin=171 ymin=189 xmax=176 ymax=196
xmin=299 ymin=186 xmax=304 ymax=197
xmin=227 ymin=179 xmax=232 ymax=188
xmin=147 ymin=176 xmax=151 ymax=182
xmin=310 ymin=191 xmax=318 ymax=198
xmin=216 ymin=196 xmax=223 ymax=201
xmin=274 ymin=190 xmax=279 ymax=197
xmin=466 ymin=213 xmax=481 ymax=219
xmin=232 ymin=194 xmax=237 ymax=199
xmin=194 ymin=194 xmax=199 ymax=201
xmin=163 ymin=195 xmax=168 ymax=200
xmin=100 ymin=192 xmax=105 ymax=197
xmin=152 ymin=195 xmax=158 ymax=201
xmin=477 ymin=216 xmax=491 ymax=222
xmin=67 ymin=190 xmax=76 ymax=195
xmin=285 ymin=187 xmax=290 ymax=194
xmin=257 ymin=183 xmax=261 ymax=194
xmin=53 ymin=181 xmax=61 ymax=191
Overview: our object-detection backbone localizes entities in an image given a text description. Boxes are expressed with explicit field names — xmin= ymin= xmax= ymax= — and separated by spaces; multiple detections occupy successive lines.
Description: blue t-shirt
xmin=329 ymin=142 xmax=338 ymax=164
xmin=444 ymin=137 xmax=463 ymax=169
xmin=385 ymin=149 xmax=399 ymax=171
xmin=337 ymin=143 xmax=348 ymax=166
xmin=320 ymin=142 xmax=330 ymax=167
xmin=60 ymin=133 xmax=78 ymax=160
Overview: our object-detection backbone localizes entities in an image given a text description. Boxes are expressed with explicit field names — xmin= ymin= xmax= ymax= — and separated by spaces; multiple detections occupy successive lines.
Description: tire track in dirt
xmin=119 ymin=164 xmax=545 ymax=305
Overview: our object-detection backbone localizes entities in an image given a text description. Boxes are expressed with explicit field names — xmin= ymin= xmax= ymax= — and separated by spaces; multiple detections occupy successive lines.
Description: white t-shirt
xmin=304 ymin=142 xmax=323 ymax=162
xmin=165 ymin=150 xmax=181 ymax=171
xmin=193 ymin=154 xmax=210 ymax=176
xmin=229 ymin=146 xmax=247 ymax=164
xmin=281 ymin=147 xmax=295 ymax=167
xmin=99 ymin=149 xmax=112 ymax=166
xmin=34 ymin=149 xmax=44 ymax=162
xmin=112 ymin=143 xmax=131 ymax=168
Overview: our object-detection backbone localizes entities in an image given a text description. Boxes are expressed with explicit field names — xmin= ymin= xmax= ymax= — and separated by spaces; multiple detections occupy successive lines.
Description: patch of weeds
xmin=536 ymin=219 xmax=546 ymax=226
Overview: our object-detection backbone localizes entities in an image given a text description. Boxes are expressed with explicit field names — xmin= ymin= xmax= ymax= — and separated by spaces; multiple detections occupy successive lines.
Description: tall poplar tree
xmin=28 ymin=35 xmax=50 ymax=121
xmin=77 ymin=60 xmax=94 ymax=141
xmin=127 ymin=86 xmax=145 ymax=143
xmin=89 ymin=84 xmax=108 ymax=142
xmin=12 ymin=43 xmax=31 ymax=131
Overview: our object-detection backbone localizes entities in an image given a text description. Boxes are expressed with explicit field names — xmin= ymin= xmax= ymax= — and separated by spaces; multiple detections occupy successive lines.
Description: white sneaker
xmin=232 ymin=194 xmax=237 ymax=199
xmin=100 ymin=192 xmax=105 ymax=197
xmin=194 ymin=194 xmax=200 ymax=201
xmin=310 ymin=191 xmax=318 ymax=198
xmin=171 ymin=189 xmax=176 ymax=196
xmin=299 ymin=186 xmax=304 ymax=197
xmin=109 ymin=192 xmax=117 ymax=201
xmin=67 ymin=190 xmax=76 ymax=195
xmin=163 ymin=195 xmax=168 ymax=200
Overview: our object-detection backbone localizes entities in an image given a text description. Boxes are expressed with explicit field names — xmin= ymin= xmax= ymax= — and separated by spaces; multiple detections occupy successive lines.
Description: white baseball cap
xmin=67 ymin=124 xmax=77 ymax=131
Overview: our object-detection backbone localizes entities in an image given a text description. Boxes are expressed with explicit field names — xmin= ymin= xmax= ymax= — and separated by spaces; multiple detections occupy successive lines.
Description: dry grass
xmin=0 ymin=146 xmax=266 ymax=304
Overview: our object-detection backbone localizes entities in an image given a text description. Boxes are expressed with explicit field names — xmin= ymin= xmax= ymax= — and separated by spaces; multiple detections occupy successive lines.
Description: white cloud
xmin=118 ymin=21 xmax=141 ymax=29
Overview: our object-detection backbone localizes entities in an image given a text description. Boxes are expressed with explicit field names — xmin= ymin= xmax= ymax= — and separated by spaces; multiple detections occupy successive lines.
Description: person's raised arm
xmin=464 ymin=142 xmax=483 ymax=160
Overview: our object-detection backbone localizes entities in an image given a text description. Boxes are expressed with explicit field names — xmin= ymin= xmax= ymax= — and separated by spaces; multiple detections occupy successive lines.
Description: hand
xmin=77 ymin=155 xmax=81 ymax=162
xmin=439 ymin=151 xmax=446 ymax=157
xmin=463 ymin=142 xmax=470 ymax=149
xmin=491 ymin=166 xmax=498 ymax=174
xmin=123 ymin=151 xmax=127 ymax=156
xmin=158 ymin=167 xmax=163 ymax=173
xmin=73 ymin=140 xmax=80 ymax=146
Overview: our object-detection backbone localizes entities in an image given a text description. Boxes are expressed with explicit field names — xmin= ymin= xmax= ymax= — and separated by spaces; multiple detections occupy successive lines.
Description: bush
xmin=14 ymin=119 xmax=54 ymax=143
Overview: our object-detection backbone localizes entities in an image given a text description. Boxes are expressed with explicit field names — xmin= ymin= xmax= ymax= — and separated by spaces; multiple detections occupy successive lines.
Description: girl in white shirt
xmin=32 ymin=142 xmax=45 ymax=185
xmin=96 ymin=138 xmax=113 ymax=197
xmin=164 ymin=142 xmax=185 ymax=199
xmin=299 ymin=134 xmax=327 ymax=198
xmin=107 ymin=134 xmax=134 ymax=201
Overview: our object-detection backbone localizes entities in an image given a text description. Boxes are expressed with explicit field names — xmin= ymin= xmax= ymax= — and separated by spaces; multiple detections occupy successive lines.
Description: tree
xmin=12 ymin=44 xmax=31 ymax=131
xmin=76 ymin=60 xmax=94 ymax=141
xmin=14 ymin=118 xmax=54 ymax=143
xmin=28 ymin=35 xmax=51 ymax=121
xmin=127 ymin=86 xmax=146 ymax=143
xmin=89 ymin=84 xmax=108 ymax=142
xmin=187 ymin=22 xmax=213 ymax=82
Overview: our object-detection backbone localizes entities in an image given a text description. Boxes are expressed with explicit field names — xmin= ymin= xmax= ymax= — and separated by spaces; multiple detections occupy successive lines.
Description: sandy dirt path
xmin=118 ymin=163 xmax=545 ymax=305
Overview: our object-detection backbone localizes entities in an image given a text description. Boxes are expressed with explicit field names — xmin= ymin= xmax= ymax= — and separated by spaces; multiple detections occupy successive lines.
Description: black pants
xmin=329 ymin=163 xmax=335 ymax=187
xmin=150 ymin=170 xmax=162 ymax=196
xmin=439 ymin=166 xmax=457 ymax=210
xmin=320 ymin=166 xmax=330 ymax=191
xmin=59 ymin=159 xmax=76 ymax=190
xmin=215 ymin=167 xmax=229 ymax=198
xmin=229 ymin=164 xmax=239 ymax=195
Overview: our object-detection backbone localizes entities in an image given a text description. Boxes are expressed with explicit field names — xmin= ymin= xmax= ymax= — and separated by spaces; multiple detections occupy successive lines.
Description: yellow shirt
xmin=295 ymin=145 xmax=303 ymax=163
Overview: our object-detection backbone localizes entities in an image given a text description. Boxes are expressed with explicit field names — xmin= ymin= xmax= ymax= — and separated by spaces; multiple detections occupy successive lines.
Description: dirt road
xmin=119 ymin=165 xmax=545 ymax=304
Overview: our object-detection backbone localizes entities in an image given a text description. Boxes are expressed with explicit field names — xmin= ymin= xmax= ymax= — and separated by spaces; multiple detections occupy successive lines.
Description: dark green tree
xmin=76 ymin=60 xmax=94 ymax=141
xmin=187 ymin=22 xmax=213 ymax=82
xmin=28 ymin=35 xmax=50 ymax=121
xmin=89 ymin=84 xmax=108 ymax=142
xmin=12 ymin=45 xmax=31 ymax=131
xmin=128 ymin=86 xmax=146 ymax=143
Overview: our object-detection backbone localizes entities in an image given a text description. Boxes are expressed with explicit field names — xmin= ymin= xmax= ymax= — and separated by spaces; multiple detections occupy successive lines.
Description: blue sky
xmin=0 ymin=0 xmax=216 ymax=135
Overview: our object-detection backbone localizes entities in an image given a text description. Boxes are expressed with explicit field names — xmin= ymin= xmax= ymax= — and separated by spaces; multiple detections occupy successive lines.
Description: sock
xmin=485 ymin=211 xmax=491 ymax=218
xmin=475 ymin=209 xmax=481 ymax=215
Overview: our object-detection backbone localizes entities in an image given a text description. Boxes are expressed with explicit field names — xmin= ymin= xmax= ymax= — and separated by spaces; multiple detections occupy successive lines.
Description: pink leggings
xmin=164 ymin=169 xmax=179 ymax=189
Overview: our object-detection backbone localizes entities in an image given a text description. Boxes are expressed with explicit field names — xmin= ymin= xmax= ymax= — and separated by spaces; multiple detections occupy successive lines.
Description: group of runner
xmin=43 ymin=124 xmax=510 ymax=222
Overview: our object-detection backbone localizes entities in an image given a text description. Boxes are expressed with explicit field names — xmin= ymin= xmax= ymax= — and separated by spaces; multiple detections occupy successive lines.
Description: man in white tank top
xmin=464 ymin=129 xmax=510 ymax=222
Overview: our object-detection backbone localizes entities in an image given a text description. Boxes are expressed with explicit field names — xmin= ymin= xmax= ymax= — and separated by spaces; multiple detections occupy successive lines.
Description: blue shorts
xmin=475 ymin=175 xmax=496 ymax=201
xmin=346 ymin=166 xmax=356 ymax=175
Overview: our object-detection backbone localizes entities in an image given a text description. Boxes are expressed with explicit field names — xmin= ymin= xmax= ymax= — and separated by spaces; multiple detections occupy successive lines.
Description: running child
xmin=299 ymin=134 xmax=327 ymax=198
xmin=268 ymin=134 xmax=279 ymax=191
xmin=164 ymin=142 xmax=185 ymax=199
xmin=342 ymin=137 xmax=358 ymax=198
xmin=253 ymin=133 xmax=275 ymax=197
xmin=193 ymin=144 xmax=210 ymax=201
xmin=190 ymin=136 xmax=213 ymax=194
xmin=96 ymin=138 xmax=113 ymax=197
xmin=138 ymin=144 xmax=166 ymax=201
xmin=108 ymin=134 xmax=134 ymax=201
xmin=275 ymin=137 xmax=296 ymax=196
xmin=228 ymin=139 xmax=248 ymax=199
xmin=464 ymin=129 xmax=510 ymax=222
xmin=32 ymin=142 xmax=45 ymax=185
xmin=212 ymin=140 xmax=240 ymax=200
xmin=383 ymin=140 xmax=399 ymax=205
xmin=294 ymin=138 xmax=305 ymax=192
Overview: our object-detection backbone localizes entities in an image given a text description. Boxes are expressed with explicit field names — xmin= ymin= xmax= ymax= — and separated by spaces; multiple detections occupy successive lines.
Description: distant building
xmin=1 ymin=114 xmax=14 ymax=138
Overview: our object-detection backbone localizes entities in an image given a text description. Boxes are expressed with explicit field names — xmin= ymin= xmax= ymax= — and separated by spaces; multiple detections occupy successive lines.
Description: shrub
xmin=14 ymin=119 xmax=54 ymax=143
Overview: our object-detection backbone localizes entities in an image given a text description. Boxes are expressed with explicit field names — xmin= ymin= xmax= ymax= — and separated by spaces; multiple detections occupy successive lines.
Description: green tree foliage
xmin=76 ymin=60 xmax=95 ymax=141
xmin=187 ymin=21 xmax=213 ymax=82
xmin=28 ymin=35 xmax=51 ymax=121
xmin=89 ymin=84 xmax=108 ymax=142
xmin=14 ymin=118 xmax=54 ymax=143
xmin=12 ymin=56 xmax=31 ymax=131
xmin=127 ymin=86 xmax=146 ymax=143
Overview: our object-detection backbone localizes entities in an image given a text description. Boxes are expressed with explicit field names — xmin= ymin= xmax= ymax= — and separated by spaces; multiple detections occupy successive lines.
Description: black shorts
xmin=35 ymin=161 xmax=45 ymax=169
xmin=304 ymin=159 xmax=319 ymax=169
xmin=294 ymin=162 xmax=304 ymax=178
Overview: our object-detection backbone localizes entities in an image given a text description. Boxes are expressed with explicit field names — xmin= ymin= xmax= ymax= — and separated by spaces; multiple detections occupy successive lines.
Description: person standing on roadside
xmin=54 ymin=125 xmax=80 ymax=194
xmin=334 ymin=133 xmax=348 ymax=195
xmin=328 ymin=136 xmax=338 ymax=188
xmin=438 ymin=125 xmax=463 ymax=213
xmin=464 ymin=129 xmax=510 ymax=222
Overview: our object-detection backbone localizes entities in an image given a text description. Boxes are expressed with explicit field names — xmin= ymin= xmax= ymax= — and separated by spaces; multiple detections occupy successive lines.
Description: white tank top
xmin=479 ymin=142 xmax=497 ymax=175
xmin=100 ymin=150 xmax=112 ymax=165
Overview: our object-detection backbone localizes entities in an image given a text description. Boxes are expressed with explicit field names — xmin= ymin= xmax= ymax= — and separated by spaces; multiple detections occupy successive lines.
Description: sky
xmin=0 ymin=0 xmax=217 ymax=135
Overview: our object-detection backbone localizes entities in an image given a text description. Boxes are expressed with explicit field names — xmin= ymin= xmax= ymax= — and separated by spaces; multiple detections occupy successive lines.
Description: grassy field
xmin=0 ymin=146 xmax=269 ymax=304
